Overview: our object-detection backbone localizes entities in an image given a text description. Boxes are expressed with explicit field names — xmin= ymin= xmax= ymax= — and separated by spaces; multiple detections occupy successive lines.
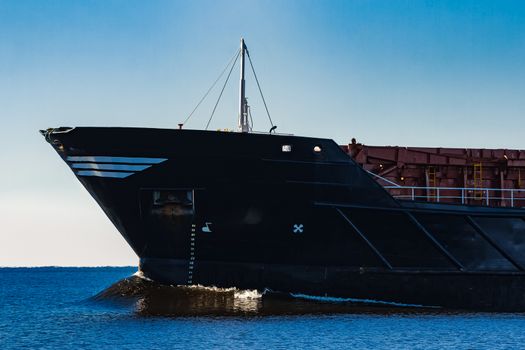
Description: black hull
xmin=42 ymin=127 xmax=525 ymax=311
xmin=140 ymin=258 xmax=525 ymax=311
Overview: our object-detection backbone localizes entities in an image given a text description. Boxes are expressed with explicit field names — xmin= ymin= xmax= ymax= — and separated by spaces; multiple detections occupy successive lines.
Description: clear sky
xmin=1 ymin=0 xmax=524 ymax=266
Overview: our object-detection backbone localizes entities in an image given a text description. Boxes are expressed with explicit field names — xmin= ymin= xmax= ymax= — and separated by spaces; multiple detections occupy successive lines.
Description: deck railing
xmin=366 ymin=170 xmax=525 ymax=208
xmin=383 ymin=185 xmax=525 ymax=208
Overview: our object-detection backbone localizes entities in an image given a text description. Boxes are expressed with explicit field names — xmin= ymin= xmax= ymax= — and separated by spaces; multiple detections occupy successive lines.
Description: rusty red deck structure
xmin=342 ymin=139 xmax=525 ymax=207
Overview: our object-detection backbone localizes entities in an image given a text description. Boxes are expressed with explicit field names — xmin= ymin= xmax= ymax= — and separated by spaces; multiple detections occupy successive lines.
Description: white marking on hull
xmin=76 ymin=170 xmax=134 ymax=178
xmin=66 ymin=156 xmax=167 ymax=178
xmin=66 ymin=156 xmax=167 ymax=164
xmin=71 ymin=163 xmax=152 ymax=171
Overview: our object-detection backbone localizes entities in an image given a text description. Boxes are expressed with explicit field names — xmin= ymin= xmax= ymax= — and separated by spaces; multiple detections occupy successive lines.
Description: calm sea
xmin=1 ymin=267 xmax=525 ymax=349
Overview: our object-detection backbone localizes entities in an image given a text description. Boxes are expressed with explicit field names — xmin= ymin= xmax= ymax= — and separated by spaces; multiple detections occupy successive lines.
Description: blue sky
xmin=1 ymin=0 xmax=524 ymax=265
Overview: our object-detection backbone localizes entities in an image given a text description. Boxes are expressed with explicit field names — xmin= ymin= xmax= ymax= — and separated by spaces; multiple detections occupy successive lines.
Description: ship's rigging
xmin=181 ymin=38 xmax=275 ymax=133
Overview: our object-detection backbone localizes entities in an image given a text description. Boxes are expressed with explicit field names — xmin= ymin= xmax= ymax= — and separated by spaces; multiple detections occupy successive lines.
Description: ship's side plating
xmin=43 ymin=127 xmax=525 ymax=310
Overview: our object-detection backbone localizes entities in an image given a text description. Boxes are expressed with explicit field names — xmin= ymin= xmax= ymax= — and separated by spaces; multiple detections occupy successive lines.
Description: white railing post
xmin=411 ymin=187 xmax=415 ymax=200
xmin=437 ymin=188 xmax=440 ymax=202
xmin=511 ymin=190 xmax=514 ymax=208
xmin=461 ymin=188 xmax=465 ymax=204
xmin=486 ymin=189 xmax=489 ymax=206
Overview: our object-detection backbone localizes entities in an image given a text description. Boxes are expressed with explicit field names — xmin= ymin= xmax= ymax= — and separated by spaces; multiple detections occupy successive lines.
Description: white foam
xmin=133 ymin=270 xmax=153 ymax=282
xmin=183 ymin=284 xmax=237 ymax=293
xmin=183 ymin=284 xmax=262 ymax=299
xmin=290 ymin=293 xmax=440 ymax=308
xmin=234 ymin=289 xmax=262 ymax=299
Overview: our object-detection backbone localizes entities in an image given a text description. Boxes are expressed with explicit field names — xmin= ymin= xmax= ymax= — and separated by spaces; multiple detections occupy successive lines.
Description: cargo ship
xmin=41 ymin=40 xmax=525 ymax=311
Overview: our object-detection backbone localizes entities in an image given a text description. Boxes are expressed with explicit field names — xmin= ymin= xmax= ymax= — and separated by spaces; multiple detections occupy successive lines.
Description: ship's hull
xmin=43 ymin=127 xmax=525 ymax=311
xmin=140 ymin=259 xmax=525 ymax=310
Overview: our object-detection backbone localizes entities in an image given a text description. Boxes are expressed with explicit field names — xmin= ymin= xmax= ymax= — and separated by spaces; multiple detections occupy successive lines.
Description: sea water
xmin=1 ymin=267 xmax=525 ymax=349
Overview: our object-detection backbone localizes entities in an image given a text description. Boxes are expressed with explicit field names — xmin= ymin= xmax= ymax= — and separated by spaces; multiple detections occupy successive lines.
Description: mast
xmin=238 ymin=38 xmax=250 ymax=133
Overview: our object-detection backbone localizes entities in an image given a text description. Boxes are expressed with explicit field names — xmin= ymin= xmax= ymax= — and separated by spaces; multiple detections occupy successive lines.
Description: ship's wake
xmin=92 ymin=273 xmax=440 ymax=317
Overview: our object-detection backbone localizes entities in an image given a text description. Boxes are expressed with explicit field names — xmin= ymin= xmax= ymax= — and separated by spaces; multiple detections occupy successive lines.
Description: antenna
xmin=238 ymin=38 xmax=250 ymax=133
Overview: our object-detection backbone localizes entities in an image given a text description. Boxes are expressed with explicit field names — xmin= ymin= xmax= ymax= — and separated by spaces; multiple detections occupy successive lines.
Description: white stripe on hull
xmin=71 ymin=163 xmax=152 ymax=171
xmin=66 ymin=156 xmax=168 ymax=178
xmin=76 ymin=170 xmax=135 ymax=178
xmin=66 ymin=156 xmax=167 ymax=164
